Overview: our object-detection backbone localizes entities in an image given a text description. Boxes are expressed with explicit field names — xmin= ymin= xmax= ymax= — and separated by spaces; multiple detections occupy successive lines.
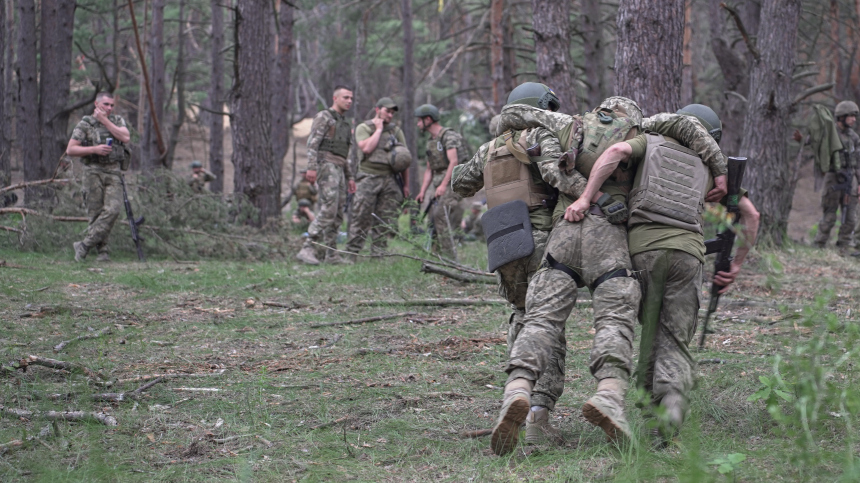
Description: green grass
xmin=1 ymin=239 xmax=859 ymax=481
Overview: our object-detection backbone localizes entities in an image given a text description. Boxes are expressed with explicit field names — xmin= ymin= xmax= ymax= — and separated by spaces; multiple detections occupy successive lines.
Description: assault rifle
xmin=698 ymin=156 xmax=747 ymax=350
xmin=119 ymin=174 xmax=146 ymax=262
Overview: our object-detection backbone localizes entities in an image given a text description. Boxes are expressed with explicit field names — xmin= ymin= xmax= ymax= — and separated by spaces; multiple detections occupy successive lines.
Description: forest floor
xmin=1 ymin=231 xmax=859 ymax=482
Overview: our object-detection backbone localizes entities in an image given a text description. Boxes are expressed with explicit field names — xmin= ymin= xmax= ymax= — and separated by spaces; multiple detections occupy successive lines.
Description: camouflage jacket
xmin=838 ymin=127 xmax=860 ymax=181
xmin=306 ymin=109 xmax=356 ymax=179
xmin=189 ymin=169 xmax=216 ymax=193
xmin=643 ymin=113 xmax=727 ymax=178
xmin=70 ymin=114 xmax=128 ymax=166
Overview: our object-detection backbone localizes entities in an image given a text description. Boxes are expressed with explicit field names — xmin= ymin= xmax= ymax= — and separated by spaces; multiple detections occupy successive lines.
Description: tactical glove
xmin=596 ymin=193 xmax=628 ymax=225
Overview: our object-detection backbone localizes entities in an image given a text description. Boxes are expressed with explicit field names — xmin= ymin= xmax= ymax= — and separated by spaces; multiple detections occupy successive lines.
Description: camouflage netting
xmin=1 ymin=171 xmax=301 ymax=260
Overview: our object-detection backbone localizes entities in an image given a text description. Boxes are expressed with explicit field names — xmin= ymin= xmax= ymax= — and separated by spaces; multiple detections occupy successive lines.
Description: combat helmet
xmin=599 ymin=97 xmax=643 ymax=128
xmin=390 ymin=145 xmax=412 ymax=173
xmin=835 ymin=101 xmax=859 ymax=119
xmin=506 ymin=82 xmax=560 ymax=112
xmin=677 ymin=104 xmax=722 ymax=143
xmin=414 ymin=104 xmax=440 ymax=122
xmin=191 ymin=160 xmax=203 ymax=168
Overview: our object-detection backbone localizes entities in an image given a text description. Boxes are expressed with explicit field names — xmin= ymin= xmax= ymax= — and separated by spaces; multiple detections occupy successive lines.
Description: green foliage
xmin=707 ymin=453 xmax=747 ymax=477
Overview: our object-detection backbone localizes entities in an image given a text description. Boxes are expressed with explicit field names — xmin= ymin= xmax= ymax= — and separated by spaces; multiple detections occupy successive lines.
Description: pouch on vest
xmin=628 ymin=133 xmax=709 ymax=234
xmin=483 ymin=130 xmax=551 ymax=210
xmin=483 ymin=199 xmax=534 ymax=272
xmin=575 ymin=108 xmax=638 ymax=178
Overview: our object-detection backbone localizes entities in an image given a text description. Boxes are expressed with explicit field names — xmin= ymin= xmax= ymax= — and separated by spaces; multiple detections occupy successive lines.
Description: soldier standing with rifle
xmin=296 ymin=86 xmax=357 ymax=265
xmin=65 ymin=92 xmax=131 ymax=263
xmin=808 ymin=101 xmax=860 ymax=255
xmin=415 ymin=104 xmax=468 ymax=260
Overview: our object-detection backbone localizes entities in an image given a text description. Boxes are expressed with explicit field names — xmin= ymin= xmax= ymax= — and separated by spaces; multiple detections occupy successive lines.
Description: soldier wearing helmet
xmin=808 ymin=100 xmax=860 ymax=253
xmin=414 ymin=103 xmax=469 ymax=259
xmin=188 ymin=160 xmax=216 ymax=193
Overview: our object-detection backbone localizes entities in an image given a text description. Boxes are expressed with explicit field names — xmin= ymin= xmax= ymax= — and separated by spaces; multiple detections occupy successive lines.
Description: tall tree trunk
xmin=741 ymin=0 xmax=801 ymax=247
xmin=0 ymin=0 xmax=8 ymax=187
xmin=207 ymin=0 xmax=224 ymax=193
xmin=133 ymin=0 xmax=149 ymax=171
xmin=532 ymin=0 xmax=576 ymax=112
xmin=401 ymin=0 xmax=418 ymax=198
xmin=490 ymin=0 xmax=504 ymax=112
xmin=501 ymin=6 xmax=516 ymax=98
xmin=40 ymin=0 xmax=77 ymax=190
xmin=614 ymin=0 xmax=685 ymax=115
xmin=271 ymin=0 xmax=293 ymax=170
xmin=4 ymin=0 xmax=15 ymax=177
xmin=232 ymin=0 xmax=277 ymax=226
xmin=581 ymin=0 xmax=605 ymax=107
xmin=680 ymin=0 xmax=693 ymax=106
xmin=16 ymin=0 xmax=42 ymax=204
xmin=165 ymin=0 xmax=186 ymax=170
xmin=143 ymin=0 xmax=165 ymax=170
xmin=354 ymin=14 xmax=368 ymax=121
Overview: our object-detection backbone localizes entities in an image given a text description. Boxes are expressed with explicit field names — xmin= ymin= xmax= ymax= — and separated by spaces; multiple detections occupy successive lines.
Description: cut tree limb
xmin=92 ymin=376 xmax=164 ymax=402
xmin=114 ymin=369 xmax=225 ymax=384
xmin=0 ymin=179 xmax=73 ymax=195
xmin=421 ymin=262 xmax=496 ymax=284
xmin=0 ymin=439 xmax=24 ymax=455
xmin=310 ymin=312 xmax=422 ymax=328
xmin=0 ymin=406 xmax=117 ymax=426
xmin=54 ymin=326 xmax=112 ymax=352
xmin=20 ymin=355 xmax=107 ymax=381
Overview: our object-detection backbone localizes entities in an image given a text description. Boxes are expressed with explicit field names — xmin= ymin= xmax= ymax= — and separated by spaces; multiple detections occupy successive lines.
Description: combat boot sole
xmin=490 ymin=394 xmax=529 ymax=456
xmin=582 ymin=398 xmax=631 ymax=443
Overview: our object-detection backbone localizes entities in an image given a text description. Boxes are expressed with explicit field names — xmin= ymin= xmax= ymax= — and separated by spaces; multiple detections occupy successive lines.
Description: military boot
xmin=524 ymin=406 xmax=562 ymax=445
xmin=490 ymin=388 xmax=530 ymax=456
xmin=296 ymin=246 xmax=320 ymax=265
xmin=73 ymin=241 xmax=89 ymax=263
xmin=582 ymin=378 xmax=632 ymax=442
xmin=656 ymin=391 xmax=686 ymax=442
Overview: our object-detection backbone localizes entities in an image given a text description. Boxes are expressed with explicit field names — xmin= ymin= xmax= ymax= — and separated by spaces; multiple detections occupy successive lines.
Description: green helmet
xmin=677 ymin=104 xmax=722 ymax=143
xmin=506 ymin=82 xmax=560 ymax=112
xmin=191 ymin=160 xmax=203 ymax=168
xmin=599 ymin=96 xmax=643 ymax=127
xmin=835 ymin=101 xmax=859 ymax=118
xmin=414 ymin=104 xmax=440 ymax=122
xmin=390 ymin=145 xmax=412 ymax=173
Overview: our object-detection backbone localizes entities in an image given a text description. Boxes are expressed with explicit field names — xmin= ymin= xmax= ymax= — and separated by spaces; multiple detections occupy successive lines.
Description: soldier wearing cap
xmin=415 ymin=103 xmax=468 ymax=259
xmin=345 ymin=97 xmax=411 ymax=258
xmin=188 ymin=160 xmax=217 ymax=193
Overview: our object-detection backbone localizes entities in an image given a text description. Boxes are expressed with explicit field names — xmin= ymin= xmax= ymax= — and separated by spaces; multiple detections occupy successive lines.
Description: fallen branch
xmin=0 ymin=260 xmax=34 ymax=269
xmin=421 ymin=262 xmax=496 ymax=284
xmin=0 ymin=225 xmax=22 ymax=234
xmin=212 ymin=434 xmax=253 ymax=444
xmin=357 ymin=298 xmax=507 ymax=307
xmin=20 ymin=355 xmax=107 ymax=381
xmin=170 ymin=387 xmax=220 ymax=392
xmin=310 ymin=312 xmax=422 ymax=328
xmin=54 ymin=326 xmax=112 ymax=352
xmin=114 ymin=369 xmax=225 ymax=384
xmin=262 ymin=301 xmax=307 ymax=309
xmin=310 ymin=415 xmax=349 ymax=430
xmin=459 ymin=428 xmax=492 ymax=439
xmin=0 ymin=406 xmax=117 ymax=426
xmin=93 ymin=376 xmax=164 ymax=402
xmin=319 ymin=334 xmax=343 ymax=348
xmin=0 ymin=439 xmax=24 ymax=455
xmin=0 ymin=178 xmax=73 ymax=195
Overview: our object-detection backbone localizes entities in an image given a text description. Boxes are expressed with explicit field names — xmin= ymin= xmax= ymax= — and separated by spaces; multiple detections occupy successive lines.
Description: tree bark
xmin=165 ymin=0 xmax=186 ymax=170
xmin=741 ymin=0 xmax=801 ymax=247
xmin=680 ymin=0 xmax=693 ymax=106
xmin=614 ymin=0 xmax=685 ymax=115
xmin=232 ymin=0 xmax=278 ymax=226
xmin=490 ymin=0 xmax=504 ymax=112
xmin=271 ymin=0 xmax=293 ymax=171
xmin=207 ymin=0 xmax=225 ymax=193
xmin=16 ymin=0 xmax=42 ymax=204
xmin=0 ymin=0 xmax=8 ymax=187
xmin=532 ymin=0 xmax=576 ymax=112
xmin=401 ymin=0 xmax=418 ymax=198
xmin=3 ymin=0 xmax=15 ymax=179
xmin=143 ymin=0 xmax=166 ymax=170
xmin=40 ymin=0 xmax=77 ymax=189
xmin=581 ymin=0 xmax=605 ymax=107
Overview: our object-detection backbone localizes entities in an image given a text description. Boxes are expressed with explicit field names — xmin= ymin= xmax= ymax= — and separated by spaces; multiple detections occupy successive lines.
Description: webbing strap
xmin=593 ymin=268 xmax=632 ymax=290
xmin=486 ymin=223 xmax=525 ymax=245
xmin=546 ymin=253 xmax=585 ymax=287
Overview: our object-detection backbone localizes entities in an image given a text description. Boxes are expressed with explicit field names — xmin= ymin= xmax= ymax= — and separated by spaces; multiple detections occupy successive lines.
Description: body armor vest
xmin=575 ymin=109 xmax=638 ymax=178
xmin=483 ymin=130 xmax=551 ymax=211
xmin=318 ymin=109 xmax=352 ymax=159
xmin=426 ymin=128 xmax=453 ymax=173
xmin=360 ymin=121 xmax=400 ymax=174
xmin=628 ymin=133 xmax=709 ymax=234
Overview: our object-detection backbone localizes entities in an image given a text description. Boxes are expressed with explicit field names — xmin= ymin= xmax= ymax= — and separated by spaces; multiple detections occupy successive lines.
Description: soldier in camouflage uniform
xmin=65 ymin=92 xmax=131 ymax=263
xmin=291 ymin=170 xmax=318 ymax=228
xmin=188 ymin=160 xmax=216 ymax=193
xmin=415 ymin=104 xmax=468 ymax=259
xmin=492 ymin=95 xmax=730 ymax=453
xmin=296 ymin=86 xmax=357 ymax=265
xmin=622 ymin=104 xmax=759 ymax=442
xmin=461 ymin=201 xmax=484 ymax=241
xmin=811 ymin=101 xmax=860 ymax=253
xmin=345 ymin=97 xmax=409 ymax=257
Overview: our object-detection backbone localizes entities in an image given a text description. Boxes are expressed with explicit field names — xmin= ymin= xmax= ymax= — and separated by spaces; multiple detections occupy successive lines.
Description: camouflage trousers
xmin=346 ymin=173 xmax=403 ymax=255
xmin=506 ymin=214 xmax=640 ymax=389
xmin=83 ymin=167 xmax=122 ymax=254
xmin=814 ymin=173 xmax=858 ymax=248
xmin=632 ymin=249 xmax=702 ymax=414
xmin=303 ymin=162 xmax=347 ymax=259
xmin=428 ymin=174 xmax=464 ymax=260
xmin=497 ymin=229 xmax=563 ymax=409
